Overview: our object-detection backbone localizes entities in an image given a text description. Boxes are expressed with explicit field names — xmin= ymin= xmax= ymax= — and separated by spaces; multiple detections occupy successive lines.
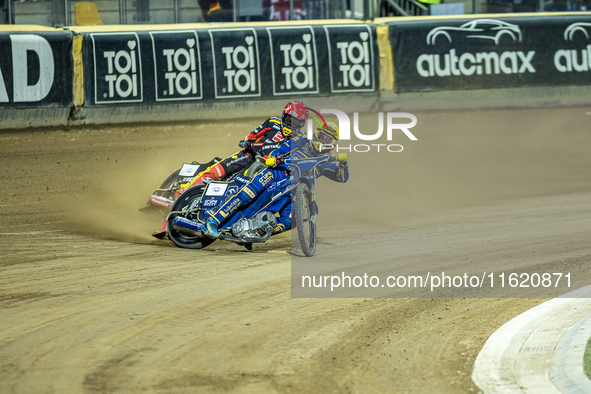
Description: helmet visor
xmin=283 ymin=114 xmax=306 ymax=130
xmin=315 ymin=129 xmax=338 ymax=146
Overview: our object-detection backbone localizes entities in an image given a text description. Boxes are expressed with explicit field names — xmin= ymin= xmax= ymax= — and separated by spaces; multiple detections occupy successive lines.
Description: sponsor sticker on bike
xmin=203 ymin=199 xmax=218 ymax=207
xmin=91 ymin=33 xmax=143 ymax=104
xmin=267 ymin=26 xmax=319 ymax=96
xmin=323 ymin=25 xmax=375 ymax=93
xmin=205 ymin=183 xmax=228 ymax=196
xmin=149 ymin=31 xmax=203 ymax=102
xmin=209 ymin=28 xmax=261 ymax=99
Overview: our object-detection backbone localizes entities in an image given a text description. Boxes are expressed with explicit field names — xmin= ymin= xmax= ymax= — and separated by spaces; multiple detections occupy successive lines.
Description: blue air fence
xmin=386 ymin=15 xmax=591 ymax=92
xmin=77 ymin=24 xmax=379 ymax=107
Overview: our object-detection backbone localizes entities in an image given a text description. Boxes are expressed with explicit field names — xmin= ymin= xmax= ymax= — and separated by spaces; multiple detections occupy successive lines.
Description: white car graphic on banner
xmin=554 ymin=22 xmax=591 ymax=73
xmin=426 ymin=19 xmax=522 ymax=45
xmin=563 ymin=22 xmax=591 ymax=41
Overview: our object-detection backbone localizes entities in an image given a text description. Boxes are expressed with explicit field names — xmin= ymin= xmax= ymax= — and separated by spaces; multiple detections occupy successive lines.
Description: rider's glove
xmin=266 ymin=157 xmax=277 ymax=167
xmin=337 ymin=153 xmax=348 ymax=163
xmin=238 ymin=140 xmax=252 ymax=149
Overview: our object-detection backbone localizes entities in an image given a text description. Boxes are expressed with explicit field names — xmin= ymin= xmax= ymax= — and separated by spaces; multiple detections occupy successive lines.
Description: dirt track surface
xmin=1 ymin=107 xmax=590 ymax=393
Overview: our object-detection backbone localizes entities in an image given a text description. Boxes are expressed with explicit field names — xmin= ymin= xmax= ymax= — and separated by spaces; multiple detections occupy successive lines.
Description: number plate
xmin=179 ymin=163 xmax=201 ymax=177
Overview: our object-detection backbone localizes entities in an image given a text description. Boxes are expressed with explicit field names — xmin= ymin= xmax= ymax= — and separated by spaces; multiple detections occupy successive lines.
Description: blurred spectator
xmin=50 ymin=0 xmax=66 ymax=26
xmin=513 ymin=0 xmax=537 ymax=11
xmin=263 ymin=0 xmax=306 ymax=21
xmin=1 ymin=0 xmax=7 ymax=24
xmin=543 ymin=0 xmax=567 ymax=10
xmin=545 ymin=0 xmax=589 ymax=9
xmin=198 ymin=0 xmax=233 ymax=22
xmin=486 ymin=0 xmax=513 ymax=12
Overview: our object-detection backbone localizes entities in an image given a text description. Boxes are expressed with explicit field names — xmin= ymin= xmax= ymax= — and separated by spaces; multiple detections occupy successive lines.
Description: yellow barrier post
xmin=376 ymin=23 xmax=394 ymax=93
xmin=72 ymin=34 xmax=84 ymax=108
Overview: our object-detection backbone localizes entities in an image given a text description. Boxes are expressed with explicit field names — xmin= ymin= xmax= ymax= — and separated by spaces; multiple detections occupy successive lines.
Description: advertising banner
xmin=89 ymin=32 xmax=143 ymax=104
xmin=150 ymin=30 xmax=203 ymax=102
xmin=80 ymin=23 xmax=379 ymax=107
xmin=267 ymin=26 xmax=320 ymax=96
xmin=323 ymin=24 xmax=377 ymax=93
xmin=388 ymin=15 xmax=591 ymax=92
xmin=0 ymin=31 xmax=73 ymax=108
xmin=209 ymin=28 xmax=262 ymax=99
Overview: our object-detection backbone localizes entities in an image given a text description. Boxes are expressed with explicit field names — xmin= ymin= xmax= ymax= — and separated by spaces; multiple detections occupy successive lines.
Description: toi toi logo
xmin=150 ymin=31 xmax=202 ymax=101
xmin=103 ymin=40 xmax=139 ymax=99
xmin=268 ymin=27 xmax=318 ymax=95
xmin=162 ymin=38 xmax=199 ymax=96
xmin=336 ymin=32 xmax=371 ymax=88
xmin=279 ymin=33 xmax=314 ymax=90
xmin=210 ymin=28 xmax=261 ymax=98
xmin=221 ymin=36 xmax=257 ymax=94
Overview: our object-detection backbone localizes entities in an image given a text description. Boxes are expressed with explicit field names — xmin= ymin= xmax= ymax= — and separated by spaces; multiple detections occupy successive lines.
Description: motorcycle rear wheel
xmin=159 ymin=168 xmax=181 ymax=189
xmin=294 ymin=183 xmax=316 ymax=257
xmin=167 ymin=185 xmax=215 ymax=249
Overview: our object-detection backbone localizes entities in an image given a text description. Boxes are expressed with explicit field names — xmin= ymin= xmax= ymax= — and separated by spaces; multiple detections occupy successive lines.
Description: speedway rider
xmin=204 ymin=119 xmax=349 ymax=238
xmin=179 ymin=101 xmax=309 ymax=193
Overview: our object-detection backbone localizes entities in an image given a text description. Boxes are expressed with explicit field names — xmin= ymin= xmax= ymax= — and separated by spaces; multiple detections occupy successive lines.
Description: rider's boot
xmin=204 ymin=198 xmax=242 ymax=237
xmin=272 ymin=223 xmax=287 ymax=235
xmin=204 ymin=217 xmax=220 ymax=238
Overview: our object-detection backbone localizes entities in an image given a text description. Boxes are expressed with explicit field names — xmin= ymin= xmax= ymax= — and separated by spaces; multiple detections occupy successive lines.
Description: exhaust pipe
xmin=172 ymin=216 xmax=205 ymax=237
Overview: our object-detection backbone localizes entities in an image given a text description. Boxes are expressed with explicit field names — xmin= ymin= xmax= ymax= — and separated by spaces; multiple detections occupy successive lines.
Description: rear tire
xmin=167 ymin=185 xmax=215 ymax=249
xmin=294 ymin=183 xmax=316 ymax=257
xmin=159 ymin=168 xmax=181 ymax=189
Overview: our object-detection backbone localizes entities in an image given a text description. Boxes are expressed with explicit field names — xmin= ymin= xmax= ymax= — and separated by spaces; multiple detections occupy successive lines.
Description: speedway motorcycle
xmin=164 ymin=151 xmax=337 ymax=257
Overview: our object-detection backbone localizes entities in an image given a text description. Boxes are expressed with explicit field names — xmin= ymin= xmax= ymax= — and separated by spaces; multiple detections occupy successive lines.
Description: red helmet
xmin=282 ymin=101 xmax=309 ymax=137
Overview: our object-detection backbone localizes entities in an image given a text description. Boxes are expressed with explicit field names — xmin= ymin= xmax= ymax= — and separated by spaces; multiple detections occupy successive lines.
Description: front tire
xmin=294 ymin=183 xmax=316 ymax=257
xmin=245 ymin=161 xmax=267 ymax=178
xmin=167 ymin=185 xmax=214 ymax=249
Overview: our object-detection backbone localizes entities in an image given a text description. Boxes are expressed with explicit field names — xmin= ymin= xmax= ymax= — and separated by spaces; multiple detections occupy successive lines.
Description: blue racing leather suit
xmin=207 ymin=133 xmax=348 ymax=232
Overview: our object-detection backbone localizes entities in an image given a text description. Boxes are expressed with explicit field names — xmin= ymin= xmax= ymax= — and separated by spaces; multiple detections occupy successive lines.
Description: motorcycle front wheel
xmin=294 ymin=183 xmax=316 ymax=257
xmin=167 ymin=185 xmax=215 ymax=250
